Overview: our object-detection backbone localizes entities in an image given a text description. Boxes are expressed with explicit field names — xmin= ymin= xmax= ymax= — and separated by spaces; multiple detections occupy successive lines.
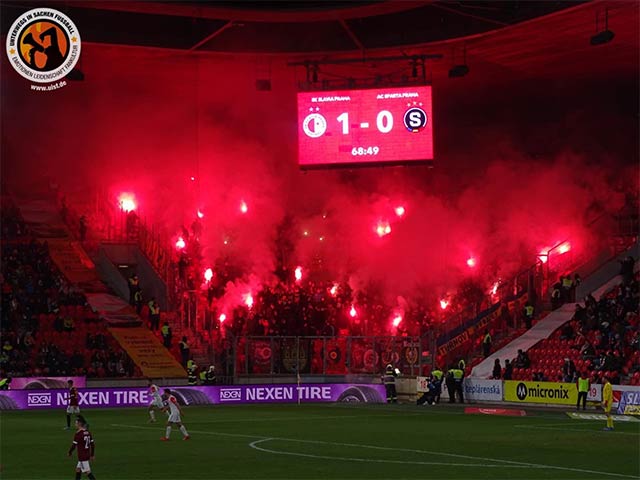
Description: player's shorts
xmin=76 ymin=461 xmax=91 ymax=473
xmin=67 ymin=406 xmax=80 ymax=414
xmin=168 ymin=412 xmax=182 ymax=423
xmin=150 ymin=398 xmax=164 ymax=408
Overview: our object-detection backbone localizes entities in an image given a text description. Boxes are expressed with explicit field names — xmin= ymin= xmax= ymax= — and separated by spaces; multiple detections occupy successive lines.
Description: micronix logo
xmin=219 ymin=388 xmax=242 ymax=402
xmin=27 ymin=392 xmax=52 ymax=406
xmin=516 ymin=383 xmax=527 ymax=401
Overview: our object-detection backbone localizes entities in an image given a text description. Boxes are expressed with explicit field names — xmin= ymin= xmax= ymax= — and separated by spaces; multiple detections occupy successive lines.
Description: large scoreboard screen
xmin=297 ymin=86 xmax=433 ymax=168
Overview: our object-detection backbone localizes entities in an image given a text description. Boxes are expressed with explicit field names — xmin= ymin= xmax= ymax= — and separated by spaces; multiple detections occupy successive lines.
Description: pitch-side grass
xmin=1 ymin=403 xmax=638 ymax=479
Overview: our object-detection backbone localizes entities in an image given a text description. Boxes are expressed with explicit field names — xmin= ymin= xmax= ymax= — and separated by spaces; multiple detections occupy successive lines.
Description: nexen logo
xmin=219 ymin=388 xmax=242 ymax=402
xmin=516 ymin=383 xmax=569 ymax=401
xmin=27 ymin=393 xmax=52 ymax=406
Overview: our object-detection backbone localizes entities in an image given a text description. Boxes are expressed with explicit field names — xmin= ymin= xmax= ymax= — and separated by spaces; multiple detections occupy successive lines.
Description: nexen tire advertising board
xmin=504 ymin=381 xmax=577 ymax=405
xmin=0 ymin=383 xmax=386 ymax=410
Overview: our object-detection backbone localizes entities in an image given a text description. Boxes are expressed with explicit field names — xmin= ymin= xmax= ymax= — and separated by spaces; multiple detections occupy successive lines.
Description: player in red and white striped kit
xmin=147 ymin=380 xmax=165 ymax=423
xmin=160 ymin=389 xmax=190 ymax=441
xmin=68 ymin=415 xmax=96 ymax=480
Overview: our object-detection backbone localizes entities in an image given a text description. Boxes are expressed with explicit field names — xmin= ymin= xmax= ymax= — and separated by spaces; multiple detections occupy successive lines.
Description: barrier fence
xmin=233 ymin=335 xmax=433 ymax=377
xmin=2 ymin=379 xmax=638 ymax=413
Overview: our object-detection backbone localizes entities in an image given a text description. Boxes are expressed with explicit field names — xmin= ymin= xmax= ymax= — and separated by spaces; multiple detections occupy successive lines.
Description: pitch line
xmin=514 ymin=424 xmax=640 ymax=436
xmin=248 ymin=438 xmax=535 ymax=468
xmin=194 ymin=413 xmax=423 ymax=424
xmin=111 ymin=423 xmax=637 ymax=478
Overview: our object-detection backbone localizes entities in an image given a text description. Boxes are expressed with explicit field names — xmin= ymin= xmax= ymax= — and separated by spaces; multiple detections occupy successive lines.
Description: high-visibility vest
xmin=0 ymin=378 xmax=8 ymax=389
xmin=199 ymin=371 xmax=206 ymax=382
xmin=383 ymin=368 xmax=396 ymax=385
xmin=134 ymin=291 xmax=142 ymax=302
xmin=483 ymin=334 xmax=491 ymax=344
xmin=562 ymin=278 xmax=573 ymax=288
xmin=450 ymin=369 xmax=464 ymax=381
xmin=578 ymin=377 xmax=589 ymax=392
xmin=148 ymin=302 xmax=159 ymax=314
xmin=524 ymin=305 xmax=534 ymax=317
xmin=187 ymin=359 xmax=195 ymax=369
xmin=431 ymin=370 xmax=443 ymax=380
xmin=161 ymin=325 xmax=170 ymax=336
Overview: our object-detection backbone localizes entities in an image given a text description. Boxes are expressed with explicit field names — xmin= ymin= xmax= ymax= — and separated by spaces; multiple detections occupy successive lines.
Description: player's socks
xmin=180 ymin=425 xmax=189 ymax=437
xmin=607 ymin=416 xmax=614 ymax=429
xmin=149 ymin=410 xmax=156 ymax=422
xmin=165 ymin=426 xmax=172 ymax=438
xmin=75 ymin=472 xmax=81 ymax=480
xmin=87 ymin=473 xmax=96 ymax=480
xmin=66 ymin=414 xmax=71 ymax=428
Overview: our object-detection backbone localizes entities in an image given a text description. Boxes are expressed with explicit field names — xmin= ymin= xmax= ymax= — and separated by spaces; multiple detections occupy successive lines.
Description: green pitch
xmin=1 ymin=403 xmax=639 ymax=479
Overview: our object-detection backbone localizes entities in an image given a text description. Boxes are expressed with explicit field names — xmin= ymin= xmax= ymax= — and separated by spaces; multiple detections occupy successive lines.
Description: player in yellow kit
xmin=601 ymin=375 xmax=614 ymax=431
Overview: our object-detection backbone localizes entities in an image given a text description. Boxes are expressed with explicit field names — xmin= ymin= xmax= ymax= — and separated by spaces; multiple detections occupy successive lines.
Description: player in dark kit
xmin=68 ymin=415 xmax=96 ymax=479
xmin=65 ymin=379 xmax=80 ymax=430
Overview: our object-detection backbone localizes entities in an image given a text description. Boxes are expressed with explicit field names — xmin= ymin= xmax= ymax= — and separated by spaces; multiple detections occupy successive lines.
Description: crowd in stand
xmin=492 ymin=262 xmax=638 ymax=385
xmin=0 ymin=201 xmax=136 ymax=379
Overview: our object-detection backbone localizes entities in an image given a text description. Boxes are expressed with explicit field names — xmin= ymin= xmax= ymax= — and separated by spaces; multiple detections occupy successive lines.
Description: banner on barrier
xmin=417 ymin=378 xmax=502 ymax=402
xmin=0 ymin=383 xmax=386 ymax=410
xmin=616 ymin=388 xmax=640 ymax=415
xmin=463 ymin=379 xmax=503 ymax=402
xmin=9 ymin=377 xmax=86 ymax=390
xmin=504 ymin=381 xmax=577 ymax=405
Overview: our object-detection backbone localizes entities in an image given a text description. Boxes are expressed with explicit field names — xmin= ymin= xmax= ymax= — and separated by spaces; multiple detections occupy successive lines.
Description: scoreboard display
xmin=297 ymin=86 xmax=434 ymax=168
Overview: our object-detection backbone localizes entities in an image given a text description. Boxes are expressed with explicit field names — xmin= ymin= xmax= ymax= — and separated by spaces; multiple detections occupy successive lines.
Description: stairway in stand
xmin=152 ymin=312 xmax=213 ymax=369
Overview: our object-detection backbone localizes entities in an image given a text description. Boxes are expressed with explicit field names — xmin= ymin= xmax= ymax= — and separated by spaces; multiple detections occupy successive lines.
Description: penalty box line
xmin=111 ymin=423 xmax=636 ymax=478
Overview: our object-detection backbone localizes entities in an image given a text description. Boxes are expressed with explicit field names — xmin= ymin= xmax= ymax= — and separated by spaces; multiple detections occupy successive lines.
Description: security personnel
xmin=187 ymin=360 xmax=198 ymax=385
xmin=0 ymin=377 xmax=10 ymax=390
xmin=148 ymin=298 xmax=160 ymax=331
xmin=161 ymin=321 xmax=172 ymax=348
xmin=205 ymin=365 xmax=216 ymax=385
xmin=458 ymin=359 xmax=466 ymax=372
xmin=382 ymin=364 xmax=398 ymax=404
xmin=523 ymin=302 xmax=535 ymax=329
xmin=447 ymin=365 xmax=465 ymax=403
xmin=576 ymin=372 xmax=590 ymax=411
xmin=199 ymin=369 xmax=206 ymax=385
xmin=431 ymin=367 xmax=443 ymax=404
xmin=561 ymin=275 xmax=573 ymax=302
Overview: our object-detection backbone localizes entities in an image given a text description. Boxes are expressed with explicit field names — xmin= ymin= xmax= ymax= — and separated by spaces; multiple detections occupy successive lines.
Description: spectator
xmin=492 ymin=359 xmax=502 ymax=379
xmin=551 ymin=282 xmax=562 ymax=309
xmin=620 ymin=256 xmax=635 ymax=285
xmin=504 ymin=359 xmax=513 ymax=380
xmin=128 ymin=274 xmax=139 ymax=306
xmin=563 ymin=357 xmax=577 ymax=382
xmin=482 ymin=330 xmax=492 ymax=358
xmin=515 ymin=349 xmax=530 ymax=369
xmin=78 ymin=215 xmax=87 ymax=242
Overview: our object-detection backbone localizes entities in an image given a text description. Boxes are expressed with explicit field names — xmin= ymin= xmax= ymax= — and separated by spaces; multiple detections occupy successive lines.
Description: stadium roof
xmin=1 ymin=1 xmax=637 ymax=80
